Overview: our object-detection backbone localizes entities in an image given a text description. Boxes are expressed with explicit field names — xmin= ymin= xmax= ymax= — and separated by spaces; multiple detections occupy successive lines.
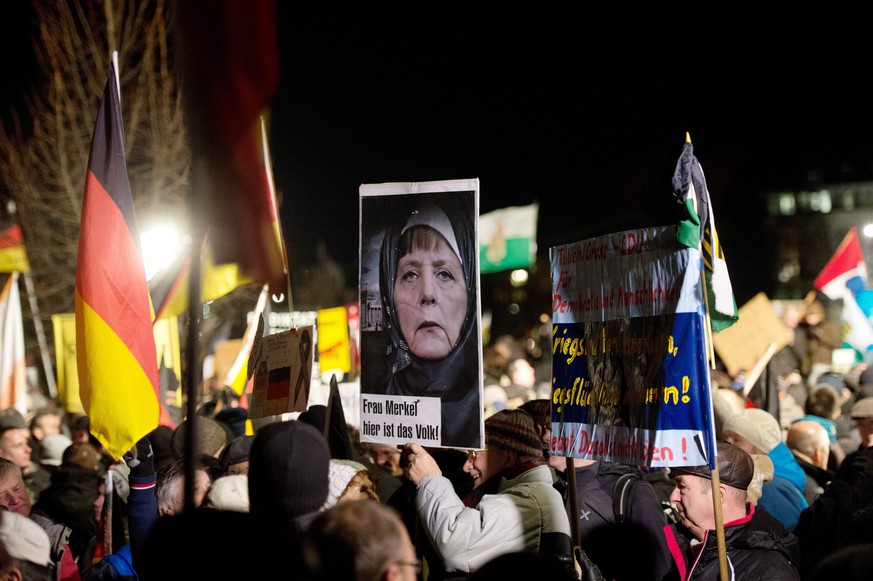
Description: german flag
xmin=75 ymin=58 xmax=160 ymax=460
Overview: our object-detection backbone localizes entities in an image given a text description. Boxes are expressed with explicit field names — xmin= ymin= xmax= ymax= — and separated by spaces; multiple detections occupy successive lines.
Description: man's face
xmin=369 ymin=444 xmax=399 ymax=467
xmin=393 ymin=235 xmax=467 ymax=360
xmin=0 ymin=429 xmax=32 ymax=469
xmin=856 ymin=418 xmax=873 ymax=445
xmin=33 ymin=414 xmax=62 ymax=441
xmin=669 ymin=474 xmax=715 ymax=541
xmin=463 ymin=446 xmax=511 ymax=488
xmin=393 ymin=521 xmax=420 ymax=581
xmin=723 ymin=430 xmax=761 ymax=455
xmin=0 ymin=472 xmax=32 ymax=516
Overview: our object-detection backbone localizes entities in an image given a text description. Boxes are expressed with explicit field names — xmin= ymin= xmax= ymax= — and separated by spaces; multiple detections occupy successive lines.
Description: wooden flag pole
xmin=700 ymin=248 xmax=729 ymax=581
xmin=688 ymin=130 xmax=729 ymax=581
xmin=709 ymin=453 xmax=729 ymax=581
xmin=565 ymin=456 xmax=583 ymax=578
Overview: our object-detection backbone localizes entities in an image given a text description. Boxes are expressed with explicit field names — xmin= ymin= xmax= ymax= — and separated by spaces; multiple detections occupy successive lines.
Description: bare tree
xmin=0 ymin=0 xmax=260 ymax=396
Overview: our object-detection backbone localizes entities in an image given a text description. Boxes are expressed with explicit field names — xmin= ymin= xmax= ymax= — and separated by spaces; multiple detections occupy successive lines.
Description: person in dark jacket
xmin=550 ymin=455 xmax=672 ymax=580
xmin=794 ymin=447 xmax=873 ymax=578
xmin=665 ymin=441 xmax=800 ymax=580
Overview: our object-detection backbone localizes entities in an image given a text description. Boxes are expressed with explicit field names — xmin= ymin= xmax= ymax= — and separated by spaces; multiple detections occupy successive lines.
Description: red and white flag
xmin=0 ymin=273 xmax=27 ymax=414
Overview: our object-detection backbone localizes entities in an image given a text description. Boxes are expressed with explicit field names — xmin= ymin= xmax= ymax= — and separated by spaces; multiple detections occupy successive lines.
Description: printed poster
xmin=359 ymin=179 xmax=484 ymax=449
xmin=550 ymin=226 xmax=716 ymax=468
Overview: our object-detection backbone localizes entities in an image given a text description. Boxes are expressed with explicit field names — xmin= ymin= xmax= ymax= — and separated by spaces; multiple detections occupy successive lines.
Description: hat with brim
xmin=670 ymin=441 xmax=754 ymax=491
xmin=851 ymin=397 xmax=873 ymax=420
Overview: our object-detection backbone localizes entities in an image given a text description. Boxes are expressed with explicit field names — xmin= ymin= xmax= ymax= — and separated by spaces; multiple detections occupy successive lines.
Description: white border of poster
xmin=359 ymin=179 xmax=484 ymax=449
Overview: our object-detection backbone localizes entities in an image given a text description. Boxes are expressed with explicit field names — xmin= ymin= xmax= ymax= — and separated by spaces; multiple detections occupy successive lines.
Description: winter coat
xmin=794 ymin=447 xmax=873 ymax=577
xmin=664 ymin=503 xmax=800 ymax=581
xmin=561 ymin=461 xmax=673 ymax=580
xmin=759 ymin=442 xmax=807 ymax=532
xmin=415 ymin=464 xmax=571 ymax=573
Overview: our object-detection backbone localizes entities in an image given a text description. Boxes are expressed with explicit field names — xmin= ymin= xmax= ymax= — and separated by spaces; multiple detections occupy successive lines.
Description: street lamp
xmin=140 ymin=222 xmax=185 ymax=282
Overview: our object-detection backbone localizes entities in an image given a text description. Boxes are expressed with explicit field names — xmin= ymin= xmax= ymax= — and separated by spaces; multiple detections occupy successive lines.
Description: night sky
xmin=269 ymin=5 xmax=873 ymax=304
xmin=4 ymin=4 xmax=873 ymax=306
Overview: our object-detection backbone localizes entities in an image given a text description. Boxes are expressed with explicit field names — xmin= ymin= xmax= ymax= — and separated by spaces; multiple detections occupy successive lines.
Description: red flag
xmin=75 ymin=59 xmax=164 ymax=459
xmin=813 ymin=227 xmax=867 ymax=299
xmin=175 ymin=1 xmax=287 ymax=294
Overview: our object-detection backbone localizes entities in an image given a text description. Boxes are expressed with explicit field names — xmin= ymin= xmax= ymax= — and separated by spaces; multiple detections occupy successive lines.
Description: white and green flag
xmin=479 ymin=203 xmax=538 ymax=274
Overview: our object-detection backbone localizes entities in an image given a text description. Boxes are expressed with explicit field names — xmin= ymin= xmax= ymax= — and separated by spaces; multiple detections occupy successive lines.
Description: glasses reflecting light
xmin=466 ymin=449 xmax=487 ymax=462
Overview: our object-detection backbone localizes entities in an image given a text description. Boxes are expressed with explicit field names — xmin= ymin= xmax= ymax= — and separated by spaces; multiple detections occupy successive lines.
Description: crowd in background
xmin=0 ymin=319 xmax=872 ymax=580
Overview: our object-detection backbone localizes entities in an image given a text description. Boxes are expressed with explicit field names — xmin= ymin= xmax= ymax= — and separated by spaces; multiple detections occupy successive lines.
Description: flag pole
xmin=689 ymin=131 xmax=729 ymax=581
xmin=6 ymin=201 xmax=57 ymax=398
xmin=183 ymin=174 xmax=205 ymax=512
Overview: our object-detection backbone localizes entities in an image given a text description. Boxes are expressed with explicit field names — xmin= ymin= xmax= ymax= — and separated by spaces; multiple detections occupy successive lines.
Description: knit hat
xmin=215 ymin=407 xmax=249 ymax=439
xmin=248 ymin=420 xmax=330 ymax=520
xmin=0 ymin=510 xmax=52 ymax=566
xmin=40 ymin=434 xmax=72 ymax=467
xmin=484 ymin=409 xmax=543 ymax=458
xmin=851 ymin=397 xmax=873 ymax=420
xmin=205 ymin=475 xmax=249 ymax=513
xmin=324 ymin=459 xmax=369 ymax=509
xmin=671 ymin=441 xmax=755 ymax=491
xmin=148 ymin=425 xmax=175 ymax=472
xmin=0 ymin=408 xmax=26 ymax=431
xmin=722 ymin=409 xmax=783 ymax=454
xmin=219 ymin=435 xmax=254 ymax=473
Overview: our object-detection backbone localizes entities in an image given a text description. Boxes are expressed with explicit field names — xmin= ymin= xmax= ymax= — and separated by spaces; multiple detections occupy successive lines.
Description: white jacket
xmin=415 ymin=464 xmax=572 ymax=573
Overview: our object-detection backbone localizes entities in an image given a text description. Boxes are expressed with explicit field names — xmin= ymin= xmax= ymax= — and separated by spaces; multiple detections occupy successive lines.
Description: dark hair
xmin=806 ymin=385 xmax=840 ymax=419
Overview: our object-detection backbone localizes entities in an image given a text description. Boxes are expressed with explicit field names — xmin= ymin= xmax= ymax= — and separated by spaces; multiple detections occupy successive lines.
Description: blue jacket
xmin=759 ymin=442 xmax=808 ymax=532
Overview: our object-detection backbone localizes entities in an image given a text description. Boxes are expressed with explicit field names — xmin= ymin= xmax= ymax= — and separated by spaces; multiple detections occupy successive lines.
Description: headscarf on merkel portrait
xmin=378 ymin=196 xmax=480 ymax=447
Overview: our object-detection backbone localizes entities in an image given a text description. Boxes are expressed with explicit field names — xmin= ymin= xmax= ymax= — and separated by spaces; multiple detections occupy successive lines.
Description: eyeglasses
xmin=466 ymin=449 xmax=487 ymax=462
xmin=394 ymin=559 xmax=422 ymax=574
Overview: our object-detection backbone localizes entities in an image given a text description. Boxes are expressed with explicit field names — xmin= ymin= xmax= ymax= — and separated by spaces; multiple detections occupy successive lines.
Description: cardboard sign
xmin=711 ymin=293 xmax=789 ymax=375
xmin=249 ymin=326 xmax=314 ymax=419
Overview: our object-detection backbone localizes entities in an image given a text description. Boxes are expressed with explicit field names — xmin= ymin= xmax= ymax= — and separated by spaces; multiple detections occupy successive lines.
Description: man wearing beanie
xmin=405 ymin=409 xmax=572 ymax=575
xmin=248 ymin=419 xmax=330 ymax=531
xmin=665 ymin=441 xmax=801 ymax=580
xmin=723 ymin=408 xmax=808 ymax=531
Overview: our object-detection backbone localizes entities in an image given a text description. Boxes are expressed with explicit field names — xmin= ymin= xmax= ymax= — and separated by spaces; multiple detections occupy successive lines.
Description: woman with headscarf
xmin=375 ymin=195 xmax=481 ymax=448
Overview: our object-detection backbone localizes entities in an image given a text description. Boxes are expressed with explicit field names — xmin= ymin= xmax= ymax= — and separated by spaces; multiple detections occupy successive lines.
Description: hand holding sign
xmin=404 ymin=442 xmax=442 ymax=485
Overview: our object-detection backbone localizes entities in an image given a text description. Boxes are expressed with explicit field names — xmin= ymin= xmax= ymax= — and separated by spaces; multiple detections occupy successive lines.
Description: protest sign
xmin=711 ymin=292 xmax=789 ymax=376
xmin=359 ymin=179 xmax=483 ymax=449
xmin=249 ymin=326 xmax=314 ymax=419
xmin=551 ymin=226 xmax=715 ymax=467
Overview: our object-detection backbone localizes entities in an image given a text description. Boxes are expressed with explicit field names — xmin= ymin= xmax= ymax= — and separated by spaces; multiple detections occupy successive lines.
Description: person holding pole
xmin=664 ymin=441 xmax=800 ymax=580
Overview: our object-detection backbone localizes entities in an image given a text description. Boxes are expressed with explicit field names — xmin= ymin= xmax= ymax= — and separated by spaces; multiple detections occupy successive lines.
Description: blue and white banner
xmin=550 ymin=226 xmax=716 ymax=468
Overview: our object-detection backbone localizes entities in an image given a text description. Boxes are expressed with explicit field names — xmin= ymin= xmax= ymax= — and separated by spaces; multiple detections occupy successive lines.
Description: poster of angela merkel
xmin=359 ymin=179 xmax=484 ymax=450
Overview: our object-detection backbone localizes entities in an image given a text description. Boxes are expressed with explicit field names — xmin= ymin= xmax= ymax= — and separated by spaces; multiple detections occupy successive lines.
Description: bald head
xmin=786 ymin=421 xmax=830 ymax=469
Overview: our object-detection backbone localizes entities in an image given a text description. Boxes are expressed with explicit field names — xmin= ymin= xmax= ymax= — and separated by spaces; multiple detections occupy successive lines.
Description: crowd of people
xmin=0 ymin=331 xmax=872 ymax=580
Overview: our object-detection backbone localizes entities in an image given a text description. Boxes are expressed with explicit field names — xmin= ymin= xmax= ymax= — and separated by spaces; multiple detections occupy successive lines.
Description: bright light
xmin=509 ymin=269 xmax=529 ymax=287
xmin=863 ymin=223 xmax=873 ymax=238
xmin=140 ymin=223 xmax=184 ymax=282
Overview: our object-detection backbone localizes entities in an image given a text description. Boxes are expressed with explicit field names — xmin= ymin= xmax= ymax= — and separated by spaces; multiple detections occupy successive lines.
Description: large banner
xmin=359 ymin=179 xmax=483 ymax=449
xmin=550 ymin=226 xmax=715 ymax=468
